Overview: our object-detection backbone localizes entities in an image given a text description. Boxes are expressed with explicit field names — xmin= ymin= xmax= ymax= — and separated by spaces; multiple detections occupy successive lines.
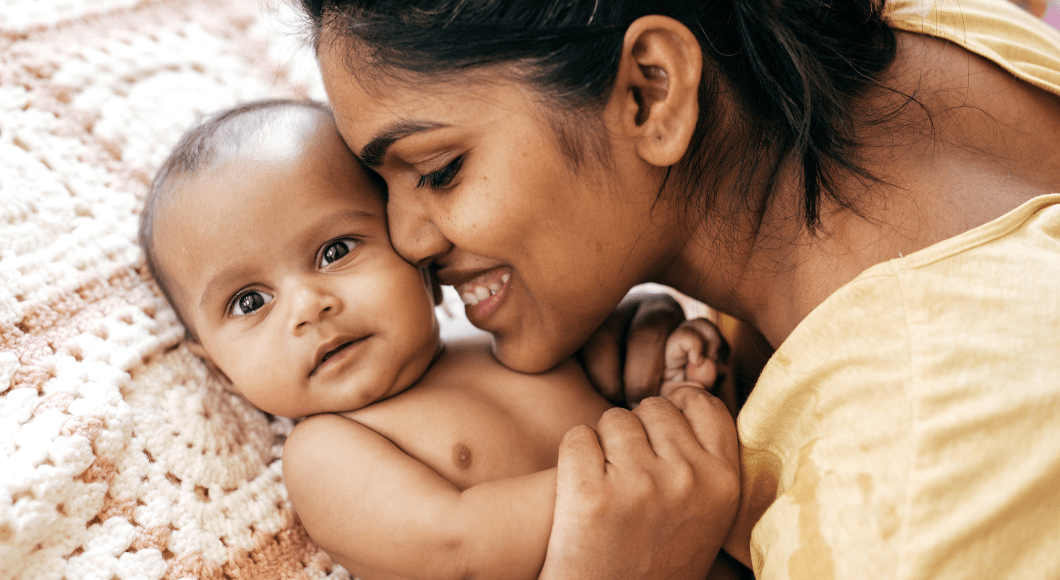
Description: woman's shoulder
xmin=739 ymin=195 xmax=1060 ymax=578
xmin=745 ymin=194 xmax=1060 ymax=421
xmin=887 ymin=0 xmax=1060 ymax=94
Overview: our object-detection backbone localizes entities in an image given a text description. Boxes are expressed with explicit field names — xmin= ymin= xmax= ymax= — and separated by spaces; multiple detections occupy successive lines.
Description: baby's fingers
xmin=664 ymin=318 xmax=729 ymax=385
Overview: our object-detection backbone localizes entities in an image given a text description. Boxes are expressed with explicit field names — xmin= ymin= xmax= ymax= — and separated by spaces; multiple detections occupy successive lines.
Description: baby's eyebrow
xmin=320 ymin=209 xmax=379 ymax=232
xmin=199 ymin=267 xmax=253 ymax=310
xmin=197 ymin=210 xmax=378 ymax=311
xmin=359 ymin=120 xmax=447 ymax=168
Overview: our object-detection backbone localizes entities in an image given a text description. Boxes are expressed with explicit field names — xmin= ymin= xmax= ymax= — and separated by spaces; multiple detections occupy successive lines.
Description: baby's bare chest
xmin=347 ymin=355 xmax=611 ymax=490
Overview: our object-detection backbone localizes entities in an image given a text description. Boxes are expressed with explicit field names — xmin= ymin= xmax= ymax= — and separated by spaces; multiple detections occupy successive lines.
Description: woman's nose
xmin=387 ymin=196 xmax=451 ymax=267
xmin=289 ymin=281 xmax=342 ymax=333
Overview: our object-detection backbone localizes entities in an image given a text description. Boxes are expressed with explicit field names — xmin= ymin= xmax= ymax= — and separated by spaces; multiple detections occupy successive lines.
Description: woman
xmin=298 ymin=0 xmax=1060 ymax=577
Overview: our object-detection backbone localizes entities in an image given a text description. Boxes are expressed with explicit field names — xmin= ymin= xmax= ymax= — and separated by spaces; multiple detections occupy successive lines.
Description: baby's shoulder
xmin=283 ymin=412 xmax=379 ymax=464
xmin=280 ymin=412 xmax=401 ymax=508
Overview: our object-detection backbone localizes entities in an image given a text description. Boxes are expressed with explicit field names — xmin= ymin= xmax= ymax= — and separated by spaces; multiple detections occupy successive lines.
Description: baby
xmin=139 ymin=99 xmax=738 ymax=580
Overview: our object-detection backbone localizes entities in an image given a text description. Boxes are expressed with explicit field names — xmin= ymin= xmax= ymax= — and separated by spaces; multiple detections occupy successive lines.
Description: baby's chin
xmin=252 ymin=335 xmax=444 ymax=419
xmin=338 ymin=344 xmax=445 ymax=414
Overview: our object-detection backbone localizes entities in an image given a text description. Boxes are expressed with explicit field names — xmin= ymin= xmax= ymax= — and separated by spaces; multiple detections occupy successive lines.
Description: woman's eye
xmin=229 ymin=290 xmax=273 ymax=316
xmin=416 ymin=156 xmax=464 ymax=190
xmin=319 ymin=238 xmax=358 ymax=268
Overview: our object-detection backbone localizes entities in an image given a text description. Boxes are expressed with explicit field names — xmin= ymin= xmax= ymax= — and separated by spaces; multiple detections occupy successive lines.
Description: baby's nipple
xmin=452 ymin=443 xmax=473 ymax=470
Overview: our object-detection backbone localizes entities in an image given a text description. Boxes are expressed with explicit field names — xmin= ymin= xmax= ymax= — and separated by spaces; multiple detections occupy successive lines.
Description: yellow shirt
xmin=738 ymin=2 xmax=1060 ymax=578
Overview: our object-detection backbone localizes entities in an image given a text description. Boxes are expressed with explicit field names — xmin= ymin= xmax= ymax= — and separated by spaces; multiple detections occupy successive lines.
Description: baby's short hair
xmin=139 ymin=98 xmax=333 ymax=338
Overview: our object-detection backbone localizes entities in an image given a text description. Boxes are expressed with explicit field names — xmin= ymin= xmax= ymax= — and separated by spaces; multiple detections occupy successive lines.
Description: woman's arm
xmin=282 ymin=413 xmax=555 ymax=580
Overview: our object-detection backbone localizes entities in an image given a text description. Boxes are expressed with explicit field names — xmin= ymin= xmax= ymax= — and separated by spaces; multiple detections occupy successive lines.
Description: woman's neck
xmin=662 ymin=31 xmax=1060 ymax=348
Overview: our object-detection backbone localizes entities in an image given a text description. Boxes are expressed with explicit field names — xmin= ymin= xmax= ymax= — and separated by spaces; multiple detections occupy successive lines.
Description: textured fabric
xmin=0 ymin=1 xmax=354 ymax=579
xmin=739 ymin=3 xmax=1060 ymax=577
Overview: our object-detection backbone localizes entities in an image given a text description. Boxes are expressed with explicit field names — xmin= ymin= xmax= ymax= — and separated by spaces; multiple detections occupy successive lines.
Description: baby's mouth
xmin=310 ymin=340 xmax=356 ymax=376
xmin=321 ymin=343 xmax=351 ymax=364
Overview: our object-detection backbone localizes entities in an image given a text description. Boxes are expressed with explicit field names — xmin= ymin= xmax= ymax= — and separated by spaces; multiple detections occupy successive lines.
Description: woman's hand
xmin=578 ymin=292 xmax=687 ymax=407
xmin=538 ymin=387 xmax=740 ymax=580
xmin=581 ymin=291 xmax=772 ymax=414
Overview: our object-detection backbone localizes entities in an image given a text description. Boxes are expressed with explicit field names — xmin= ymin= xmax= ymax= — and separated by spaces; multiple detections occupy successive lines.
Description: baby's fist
xmin=661 ymin=318 xmax=730 ymax=398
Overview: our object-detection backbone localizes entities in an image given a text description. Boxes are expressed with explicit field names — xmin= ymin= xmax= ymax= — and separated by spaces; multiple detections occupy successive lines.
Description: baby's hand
xmin=660 ymin=318 xmax=730 ymax=398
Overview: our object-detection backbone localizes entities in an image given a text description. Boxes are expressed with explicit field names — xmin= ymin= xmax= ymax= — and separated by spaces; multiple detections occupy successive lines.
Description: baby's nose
xmin=290 ymin=283 xmax=341 ymax=331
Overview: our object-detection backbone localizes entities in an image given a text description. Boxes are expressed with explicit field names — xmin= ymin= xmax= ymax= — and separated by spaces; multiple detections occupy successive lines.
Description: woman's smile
xmin=320 ymin=51 xmax=682 ymax=372
xmin=448 ymin=268 xmax=511 ymax=321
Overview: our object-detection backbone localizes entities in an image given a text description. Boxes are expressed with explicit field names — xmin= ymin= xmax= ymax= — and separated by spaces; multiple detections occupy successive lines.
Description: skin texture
xmin=316 ymin=9 xmax=1060 ymax=578
xmin=320 ymin=69 xmax=687 ymax=377
xmin=150 ymin=108 xmax=741 ymax=579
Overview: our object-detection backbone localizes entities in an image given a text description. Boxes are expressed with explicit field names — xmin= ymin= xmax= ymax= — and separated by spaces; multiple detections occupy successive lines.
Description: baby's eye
xmin=229 ymin=290 xmax=273 ymax=316
xmin=319 ymin=238 xmax=358 ymax=268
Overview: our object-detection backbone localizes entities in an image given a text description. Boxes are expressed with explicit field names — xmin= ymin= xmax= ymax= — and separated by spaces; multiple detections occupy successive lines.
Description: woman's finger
xmin=629 ymin=395 xmax=703 ymax=460
xmin=623 ymin=294 xmax=685 ymax=405
xmin=578 ymin=299 xmax=640 ymax=404
xmin=556 ymin=424 xmax=606 ymax=494
xmin=593 ymin=407 xmax=656 ymax=468
xmin=666 ymin=385 xmax=740 ymax=468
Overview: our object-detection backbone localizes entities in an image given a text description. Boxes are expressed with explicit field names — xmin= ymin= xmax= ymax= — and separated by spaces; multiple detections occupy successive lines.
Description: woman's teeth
xmin=459 ymin=274 xmax=509 ymax=306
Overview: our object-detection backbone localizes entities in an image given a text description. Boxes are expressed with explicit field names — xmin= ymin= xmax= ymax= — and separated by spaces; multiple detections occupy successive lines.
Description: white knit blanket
xmin=0 ymin=1 xmax=356 ymax=578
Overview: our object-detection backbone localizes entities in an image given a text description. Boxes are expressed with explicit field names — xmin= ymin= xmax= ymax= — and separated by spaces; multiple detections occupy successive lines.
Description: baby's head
xmin=140 ymin=99 xmax=442 ymax=418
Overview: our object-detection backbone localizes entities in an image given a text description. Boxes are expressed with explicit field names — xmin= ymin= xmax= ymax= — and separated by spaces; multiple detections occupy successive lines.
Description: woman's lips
xmin=454 ymin=270 xmax=511 ymax=322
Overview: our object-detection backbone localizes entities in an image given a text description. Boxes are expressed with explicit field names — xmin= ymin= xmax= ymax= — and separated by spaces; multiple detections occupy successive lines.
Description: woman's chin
xmin=490 ymin=334 xmax=573 ymax=374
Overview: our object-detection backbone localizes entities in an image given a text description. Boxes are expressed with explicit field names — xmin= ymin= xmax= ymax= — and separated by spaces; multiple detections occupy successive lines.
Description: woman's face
xmin=319 ymin=51 xmax=683 ymax=372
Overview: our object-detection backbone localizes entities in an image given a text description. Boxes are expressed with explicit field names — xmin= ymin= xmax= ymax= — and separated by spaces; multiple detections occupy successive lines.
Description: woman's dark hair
xmin=300 ymin=0 xmax=898 ymax=231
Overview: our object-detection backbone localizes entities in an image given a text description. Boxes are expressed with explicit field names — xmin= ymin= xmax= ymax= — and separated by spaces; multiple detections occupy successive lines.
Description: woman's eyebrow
xmin=359 ymin=120 xmax=447 ymax=167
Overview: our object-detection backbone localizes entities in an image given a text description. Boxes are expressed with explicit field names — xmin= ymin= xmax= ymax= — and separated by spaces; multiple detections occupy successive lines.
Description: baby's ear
xmin=422 ymin=267 xmax=444 ymax=306
xmin=185 ymin=340 xmax=234 ymax=385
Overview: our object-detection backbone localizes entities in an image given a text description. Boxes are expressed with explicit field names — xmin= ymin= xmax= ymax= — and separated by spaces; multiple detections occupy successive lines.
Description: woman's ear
xmin=606 ymin=15 xmax=702 ymax=168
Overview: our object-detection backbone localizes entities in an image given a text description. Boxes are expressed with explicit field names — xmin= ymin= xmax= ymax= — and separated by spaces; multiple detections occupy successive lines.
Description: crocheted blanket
xmin=17 ymin=1 xmax=1057 ymax=578
xmin=0 ymin=1 xmax=354 ymax=578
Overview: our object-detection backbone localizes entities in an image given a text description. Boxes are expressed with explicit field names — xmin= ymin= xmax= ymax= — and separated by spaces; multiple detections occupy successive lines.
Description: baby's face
xmin=154 ymin=115 xmax=440 ymax=418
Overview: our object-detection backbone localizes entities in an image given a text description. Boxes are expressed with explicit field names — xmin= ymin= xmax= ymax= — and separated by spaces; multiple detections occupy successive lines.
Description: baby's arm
xmin=282 ymin=413 xmax=555 ymax=580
